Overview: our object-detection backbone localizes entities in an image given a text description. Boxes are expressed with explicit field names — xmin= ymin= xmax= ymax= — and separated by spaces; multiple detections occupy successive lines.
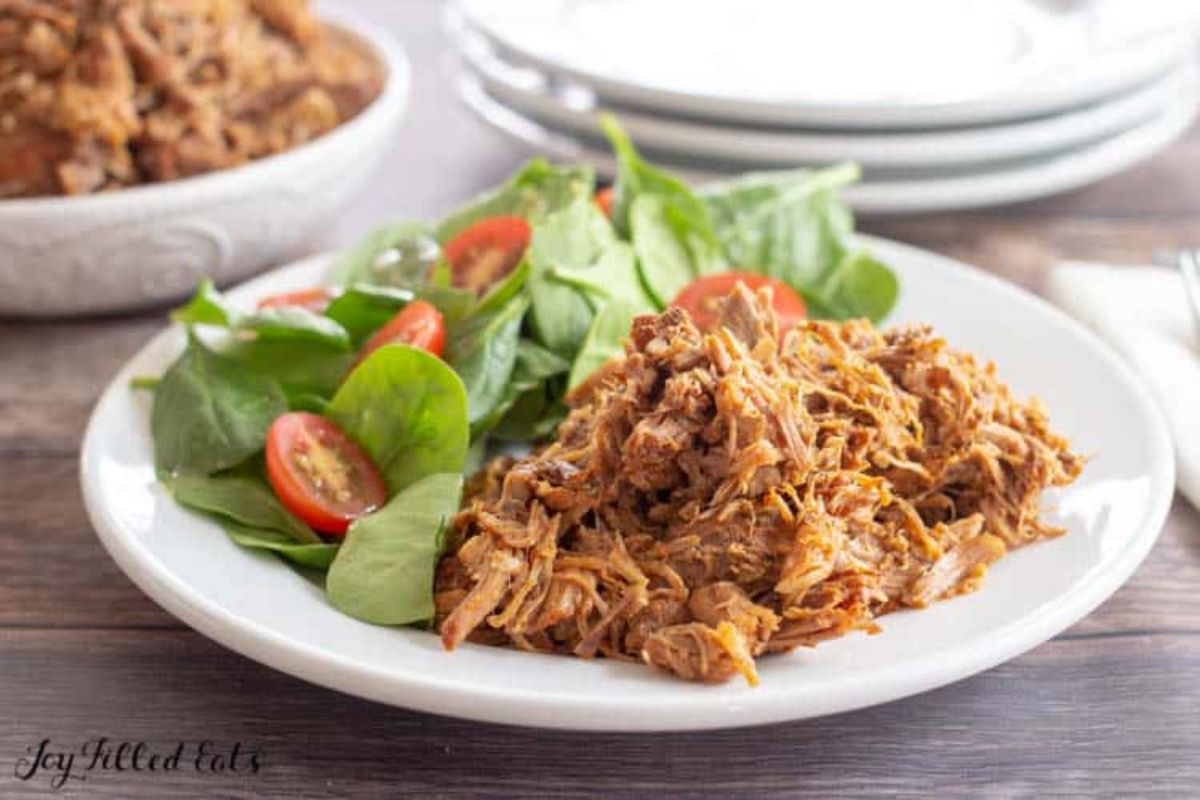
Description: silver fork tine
xmin=1178 ymin=249 xmax=1200 ymax=341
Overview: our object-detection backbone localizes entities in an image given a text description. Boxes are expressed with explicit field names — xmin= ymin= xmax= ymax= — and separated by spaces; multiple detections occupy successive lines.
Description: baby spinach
xmin=514 ymin=339 xmax=572 ymax=381
xmin=172 ymin=280 xmax=351 ymax=350
xmin=806 ymin=249 xmax=900 ymax=323
xmin=326 ymin=472 xmax=464 ymax=625
xmin=472 ymin=339 xmax=572 ymax=440
xmin=324 ymin=284 xmax=415 ymax=344
xmin=216 ymin=338 xmax=352 ymax=406
xmin=472 ymin=258 xmax=531 ymax=317
xmin=568 ymin=302 xmax=637 ymax=390
xmin=171 ymin=472 xmax=319 ymax=544
xmin=630 ymin=194 xmax=725 ymax=307
xmin=525 ymin=199 xmax=614 ymax=357
xmin=152 ymin=333 xmax=288 ymax=477
xmin=435 ymin=159 xmax=594 ymax=244
xmin=448 ymin=295 xmax=530 ymax=434
xmin=699 ymin=164 xmax=899 ymax=322
xmin=330 ymin=222 xmax=441 ymax=288
xmin=327 ymin=344 xmax=469 ymax=493
xmin=221 ymin=521 xmax=339 ymax=570
xmin=600 ymin=114 xmax=719 ymax=245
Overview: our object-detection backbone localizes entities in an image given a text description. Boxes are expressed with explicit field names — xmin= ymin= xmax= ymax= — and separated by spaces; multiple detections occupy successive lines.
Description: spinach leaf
xmin=807 ymin=250 xmax=900 ymax=323
xmin=600 ymin=114 xmax=719 ymax=246
xmin=469 ymin=338 xmax=572 ymax=440
xmin=326 ymin=472 xmax=464 ymax=625
xmin=172 ymin=472 xmax=319 ymax=544
xmin=324 ymin=283 xmax=476 ymax=346
xmin=514 ymin=339 xmax=571 ymax=382
xmin=493 ymin=387 xmax=567 ymax=442
xmin=327 ymin=344 xmax=469 ymax=493
xmin=525 ymin=199 xmax=612 ymax=357
xmin=447 ymin=295 xmax=529 ymax=433
xmin=568 ymin=302 xmax=636 ymax=390
xmin=590 ymin=240 xmax=657 ymax=314
xmin=472 ymin=258 xmax=531 ymax=317
xmin=435 ymin=159 xmax=594 ymax=244
xmin=600 ymin=116 xmax=725 ymax=305
xmin=172 ymin=280 xmax=351 ymax=350
xmin=324 ymin=284 xmax=415 ymax=344
xmin=152 ymin=333 xmax=288 ymax=477
xmin=630 ymin=194 xmax=725 ymax=306
xmin=330 ymin=222 xmax=441 ymax=288
xmin=698 ymin=164 xmax=899 ymax=322
xmin=527 ymin=274 xmax=594 ymax=358
xmin=699 ymin=165 xmax=856 ymax=284
xmin=216 ymin=338 xmax=352 ymax=405
xmin=221 ymin=521 xmax=339 ymax=570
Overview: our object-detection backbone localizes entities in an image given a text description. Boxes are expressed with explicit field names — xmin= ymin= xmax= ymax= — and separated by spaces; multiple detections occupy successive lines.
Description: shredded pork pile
xmin=436 ymin=286 xmax=1083 ymax=684
xmin=0 ymin=0 xmax=381 ymax=197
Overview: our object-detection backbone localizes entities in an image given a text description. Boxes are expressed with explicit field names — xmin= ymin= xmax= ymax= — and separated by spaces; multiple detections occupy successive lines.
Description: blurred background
xmin=315 ymin=0 xmax=1200 ymax=278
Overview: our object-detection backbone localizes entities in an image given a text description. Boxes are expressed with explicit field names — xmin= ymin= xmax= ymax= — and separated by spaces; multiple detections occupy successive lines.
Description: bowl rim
xmin=0 ymin=4 xmax=409 ymax=215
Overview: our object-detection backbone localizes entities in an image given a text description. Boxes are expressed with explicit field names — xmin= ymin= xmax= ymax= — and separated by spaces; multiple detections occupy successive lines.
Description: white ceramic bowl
xmin=0 ymin=7 xmax=409 ymax=317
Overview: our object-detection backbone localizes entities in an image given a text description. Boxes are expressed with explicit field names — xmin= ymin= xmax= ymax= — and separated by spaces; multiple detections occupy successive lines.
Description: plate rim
xmin=454 ymin=0 xmax=1192 ymax=129
xmin=457 ymin=73 xmax=1199 ymax=215
xmin=79 ymin=238 xmax=1176 ymax=731
xmin=455 ymin=20 xmax=1188 ymax=169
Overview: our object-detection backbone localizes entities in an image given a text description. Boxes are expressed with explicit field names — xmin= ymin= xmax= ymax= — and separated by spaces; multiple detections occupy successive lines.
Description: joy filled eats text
xmin=13 ymin=738 xmax=261 ymax=791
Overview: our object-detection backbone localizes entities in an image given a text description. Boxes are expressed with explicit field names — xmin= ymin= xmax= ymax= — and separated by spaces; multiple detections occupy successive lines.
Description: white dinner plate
xmin=81 ymin=238 xmax=1173 ymax=731
xmin=455 ymin=22 xmax=1189 ymax=170
xmin=459 ymin=73 xmax=1199 ymax=214
xmin=456 ymin=0 xmax=1194 ymax=129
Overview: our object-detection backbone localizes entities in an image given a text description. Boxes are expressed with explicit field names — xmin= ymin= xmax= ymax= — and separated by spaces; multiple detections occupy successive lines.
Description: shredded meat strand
xmin=437 ymin=285 xmax=1083 ymax=684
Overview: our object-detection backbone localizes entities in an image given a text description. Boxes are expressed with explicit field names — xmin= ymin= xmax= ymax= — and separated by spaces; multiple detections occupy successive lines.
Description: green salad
xmin=144 ymin=117 xmax=899 ymax=628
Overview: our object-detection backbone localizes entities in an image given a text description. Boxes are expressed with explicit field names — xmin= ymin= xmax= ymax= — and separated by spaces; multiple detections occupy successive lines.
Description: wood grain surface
xmin=3 ymin=2 xmax=1199 ymax=797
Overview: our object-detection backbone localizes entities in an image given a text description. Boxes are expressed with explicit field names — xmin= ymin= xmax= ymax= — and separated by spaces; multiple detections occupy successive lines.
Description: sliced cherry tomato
xmin=256 ymin=287 xmax=335 ymax=313
xmin=443 ymin=216 xmax=531 ymax=294
xmin=672 ymin=271 xmax=807 ymax=333
xmin=594 ymin=186 xmax=614 ymax=217
xmin=265 ymin=412 xmax=388 ymax=536
xmin=351 ymin=300 xmax=445 ymax=371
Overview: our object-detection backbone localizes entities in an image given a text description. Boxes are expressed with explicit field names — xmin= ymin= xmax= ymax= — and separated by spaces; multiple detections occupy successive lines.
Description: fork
xmin=1154 ymin=249 xmax=1200 ymax=340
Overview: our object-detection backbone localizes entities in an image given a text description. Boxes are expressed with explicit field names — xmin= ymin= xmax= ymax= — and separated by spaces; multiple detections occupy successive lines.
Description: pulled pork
xmin=436 ymin=285 xmax=1083 ymax=684
xmin=0 ymin=0 xmax=381 ymax=197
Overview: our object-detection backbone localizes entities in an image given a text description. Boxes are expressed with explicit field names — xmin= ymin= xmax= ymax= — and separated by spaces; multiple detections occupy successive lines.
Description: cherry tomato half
xmin=672 ymin=271 xmax=807 ymax=333
xmin=256 ymin=287 xmax=335 ymax=313
xmin=265 ymin=412 xmax=388 ymax=536
xmin=351 ymin=300 xmax=445 ymax=372
xmin=442 ymin=216 xmax=531 ymax=295
xmin=594 ymin=187 xmax=614 ymax=217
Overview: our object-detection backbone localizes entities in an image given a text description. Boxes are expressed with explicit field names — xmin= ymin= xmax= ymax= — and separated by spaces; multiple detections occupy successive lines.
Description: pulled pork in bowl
xmin=0 ymin=1 xmax=407 ymax=316
xmin=1 ymin=0 xmax=382 ymax=197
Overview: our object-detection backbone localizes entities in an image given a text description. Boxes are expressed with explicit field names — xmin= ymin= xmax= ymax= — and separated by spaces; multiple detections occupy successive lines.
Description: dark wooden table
xmin=4 ymin=3 xmax=1199 ymax=797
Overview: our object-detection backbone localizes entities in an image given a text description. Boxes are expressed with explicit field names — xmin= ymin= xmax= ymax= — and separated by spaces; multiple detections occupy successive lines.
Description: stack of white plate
xmin=448 ymin=0 xmax=1199 ymax=214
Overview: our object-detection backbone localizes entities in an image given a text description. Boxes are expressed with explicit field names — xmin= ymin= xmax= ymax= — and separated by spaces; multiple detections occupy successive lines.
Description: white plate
xmin=81 ymin=239 xmax=1174 ymax=731
xmin=459 ymin=74 xmax=1199 ymax=214
xmin=456 ymin=0 xmax=1194 ymax=129
xmin=455 ymin=22 xmax=1189 ymax=170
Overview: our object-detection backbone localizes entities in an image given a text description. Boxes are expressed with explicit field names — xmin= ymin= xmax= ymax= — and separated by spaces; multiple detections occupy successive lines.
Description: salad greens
xmin=172 ymin=471 xmax=320 ymax=544
xmin=326 ymin=344 xmax=469 ymax=494
xmin=151 ymin=333 xmax=288 ymax=477
xmin=173 ymin=280 xmax=352 ymax=350
xmin=141 ymin=117 xmax=899 ymax=633
xmin=326 ymin=472 xmax=464 ymax=625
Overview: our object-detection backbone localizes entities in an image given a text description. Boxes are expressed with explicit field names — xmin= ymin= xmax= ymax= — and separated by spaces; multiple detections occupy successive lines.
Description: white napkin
xmin=1045 ymin=262 xmax=1198 ymax=507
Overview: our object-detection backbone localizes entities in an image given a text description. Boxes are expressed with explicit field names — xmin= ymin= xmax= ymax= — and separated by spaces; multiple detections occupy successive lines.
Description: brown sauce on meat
xmin=436 ymin=285 xmax=1083 ymax=684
